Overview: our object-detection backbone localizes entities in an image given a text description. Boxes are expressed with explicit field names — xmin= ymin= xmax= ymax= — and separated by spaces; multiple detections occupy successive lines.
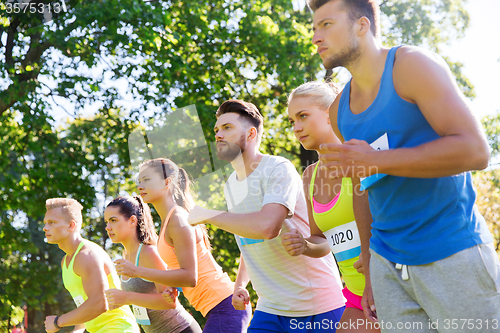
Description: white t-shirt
xmin=225 ymin=155 xmax=345 ymax=316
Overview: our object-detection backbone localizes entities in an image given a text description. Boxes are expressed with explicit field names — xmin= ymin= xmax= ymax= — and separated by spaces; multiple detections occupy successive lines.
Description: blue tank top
xmin=337 ymin=45 xmax=492 ymax=265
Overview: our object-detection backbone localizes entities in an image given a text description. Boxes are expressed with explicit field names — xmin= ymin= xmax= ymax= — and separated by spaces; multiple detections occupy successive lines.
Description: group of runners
xmin=41 ymin=0 xmax=500 ymax=332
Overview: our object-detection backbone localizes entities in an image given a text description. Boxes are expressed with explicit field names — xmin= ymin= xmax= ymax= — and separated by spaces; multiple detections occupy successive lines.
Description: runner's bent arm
xmin=321 ymin=48 xmax=490 ymax=179
xmin=56 ymin=249 xmax=109 ymax=328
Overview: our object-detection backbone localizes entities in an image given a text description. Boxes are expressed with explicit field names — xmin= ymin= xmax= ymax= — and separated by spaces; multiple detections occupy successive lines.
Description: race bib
xmin=132 ymin=305 xmax=151 ymax=325
xmin=360 ymin=133 xmax=389 ymax=190
xmin=73 ymin=295 xmax=84 ymax=308
xmin=323 ymin=221 xmax=361 ymax=262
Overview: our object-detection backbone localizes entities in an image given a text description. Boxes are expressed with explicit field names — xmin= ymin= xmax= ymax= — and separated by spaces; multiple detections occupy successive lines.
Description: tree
xmin=474 ymin=112 xmax=500 ymax=257
xmin=1 ymin=0 xmax=475 ymax=167
xmin=0 ymin=106 xmax=137 ymax=332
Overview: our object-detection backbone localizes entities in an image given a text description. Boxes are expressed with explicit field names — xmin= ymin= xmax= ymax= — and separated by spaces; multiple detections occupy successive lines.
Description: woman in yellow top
xmin=113 ymin=158 xmax=251 ymax=332
xmin=281 ymin=81 xmax=380 ymax=333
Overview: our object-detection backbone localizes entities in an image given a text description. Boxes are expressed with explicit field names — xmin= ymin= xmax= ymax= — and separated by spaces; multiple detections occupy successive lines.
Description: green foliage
xmin=380 ymin=0 xmax=469 ymax=51
xmin=380 ymin=0 xmax=475 ymax=99
xmin=474 ymin=168 xmax=500 ymax=256
xmin=483 ymin=112 xmax=500 ymax=158
xmin=474 ymin=111 xmax=500 ymax=256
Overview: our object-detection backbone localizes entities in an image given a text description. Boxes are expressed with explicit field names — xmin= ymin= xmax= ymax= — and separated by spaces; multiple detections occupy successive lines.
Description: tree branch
xmin=5 ymin=18 xmax=21 ymax=67
xmin=0 ymin=37 xmax=52 ymax=116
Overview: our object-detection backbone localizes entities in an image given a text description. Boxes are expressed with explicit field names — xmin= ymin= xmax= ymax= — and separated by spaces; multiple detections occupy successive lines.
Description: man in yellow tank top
xmin=42 ymin=198 xmax=139 ymax=333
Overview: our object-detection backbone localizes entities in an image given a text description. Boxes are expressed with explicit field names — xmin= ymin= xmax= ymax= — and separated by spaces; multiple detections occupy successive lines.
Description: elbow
xmin=96 ymin=296 xmax=108 ymax=314
xmin=187 ymin=276 xmax=197 ymax=288
xmin=478 ymin=147 xmax=491 ymax=170
xmin=185 ymin=271 xmax=198 ymax=288
xmin=262 ymin=223 xmax=282 ymax=240
xmin=472 ymin=141 xmax=491 ymax=170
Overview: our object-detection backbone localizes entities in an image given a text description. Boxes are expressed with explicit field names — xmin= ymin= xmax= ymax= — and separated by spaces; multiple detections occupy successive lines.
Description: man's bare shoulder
xmin=394 ymin=45 xmax=451 ymax=103
xmin=395 ymin=45 xmax=447 ymax=73
xmin=73 ymin=241 xmax=111 ymax=271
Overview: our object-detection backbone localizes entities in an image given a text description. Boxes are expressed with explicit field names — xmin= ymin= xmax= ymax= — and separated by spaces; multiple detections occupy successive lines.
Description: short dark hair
xmin=308 ymin=0 xmax=380 ymax=39
xmin=216 ymin=100 xmax=264 ymax=137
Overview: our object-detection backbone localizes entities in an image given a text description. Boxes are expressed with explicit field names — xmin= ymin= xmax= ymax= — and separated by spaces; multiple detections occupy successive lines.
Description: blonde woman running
xmin=282 ymin=81 xmax=380 ymax=333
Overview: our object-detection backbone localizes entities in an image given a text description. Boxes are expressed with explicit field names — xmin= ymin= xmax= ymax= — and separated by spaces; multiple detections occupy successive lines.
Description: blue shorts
xmin=248 ymin=307 xmax=345 ymax=333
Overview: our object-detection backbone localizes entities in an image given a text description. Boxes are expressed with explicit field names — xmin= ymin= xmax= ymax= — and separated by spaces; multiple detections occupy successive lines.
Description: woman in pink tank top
xmin=113 ymin=158 xmax=251 ymax=333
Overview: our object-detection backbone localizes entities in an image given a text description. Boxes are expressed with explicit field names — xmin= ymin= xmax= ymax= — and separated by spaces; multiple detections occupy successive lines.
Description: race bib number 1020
xmin=323 ymin=221 xmax=361 ymax=262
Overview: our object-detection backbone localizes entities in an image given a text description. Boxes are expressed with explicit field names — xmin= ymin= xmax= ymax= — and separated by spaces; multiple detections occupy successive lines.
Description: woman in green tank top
xmin=282 ymin=81 xmax=380 ymax=333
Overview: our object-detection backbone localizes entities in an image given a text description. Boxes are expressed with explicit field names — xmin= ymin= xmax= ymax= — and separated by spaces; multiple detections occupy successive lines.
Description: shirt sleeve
xmin=262 ymin=160 xmax=302 ymax=218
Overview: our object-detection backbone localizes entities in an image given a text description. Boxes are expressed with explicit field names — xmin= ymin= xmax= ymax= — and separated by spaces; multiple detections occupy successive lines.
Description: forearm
xmin=57 ymin=298 xmax=107 ymax=328
xmin=135 ymin=266 xmax=196 ymax=288
xmin=207 ymin=210 xmax=281 ymax=239
xmin=302 ymin=235 xmax=331 ymax=258
xmin=234 ymin=257 xmax=250 ymax=290
xmin=70 ymin=324 xmax=86 ymax=333
xmin=352 ymin=182 xmax=373 ymax=277
xmin=122 ymin=291 xmax=176 ymax=310
xmin=375 ymin=135 xmax=489 ymax=178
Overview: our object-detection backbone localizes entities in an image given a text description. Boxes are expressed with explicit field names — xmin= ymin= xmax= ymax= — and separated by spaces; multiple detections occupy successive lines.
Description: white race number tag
xmin=323 ymin=221 xmax=361 ymax=262
xmin=132 ymin=305 xmax=151 ymax=325
xmin=360 ymin=133 xmax=389 ymax=190
xmin=73 ymin=295 xmax=85 ymax=308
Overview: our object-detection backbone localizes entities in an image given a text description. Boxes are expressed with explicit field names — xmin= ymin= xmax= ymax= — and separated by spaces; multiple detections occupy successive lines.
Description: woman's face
xmin=288 ymin=96 xmax=331 ymax=150
xmin=104 ymin=206 xmax=136 ymax=243
xmin=136 ymin=166 xmax=169 ymax=204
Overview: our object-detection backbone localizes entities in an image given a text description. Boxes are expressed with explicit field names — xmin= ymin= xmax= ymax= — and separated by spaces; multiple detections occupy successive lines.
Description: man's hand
xmin=104 ymin=288 xmax=128 ymax=310
xmin=232 ymin=287 xmax=250 ymax=310
xmin=281 ymin=228 xmax=306 ymax=256
xmin=362 ymin=283 xmax=378 ymax=323
xmin=319 ymin=139 xmax=376 ymax=179
xmin=45 ymin=315 xmax=60 ymax=333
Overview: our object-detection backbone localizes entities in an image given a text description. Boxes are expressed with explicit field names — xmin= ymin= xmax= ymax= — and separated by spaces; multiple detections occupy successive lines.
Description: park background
xmin=1 ymin=0 xmax=499 ymax=332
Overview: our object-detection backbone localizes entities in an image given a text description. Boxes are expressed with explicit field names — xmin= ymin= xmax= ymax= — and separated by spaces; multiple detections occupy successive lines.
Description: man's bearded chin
xmin=216 ymin=142 xmax=243 ymax=162
xmin=323 ymin=42 xmax=361 ymax=70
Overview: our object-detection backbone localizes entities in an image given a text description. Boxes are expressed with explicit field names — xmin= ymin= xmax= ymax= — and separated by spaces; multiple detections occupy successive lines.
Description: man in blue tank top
xmin=307 ymin=0 xmax=500 ymax=332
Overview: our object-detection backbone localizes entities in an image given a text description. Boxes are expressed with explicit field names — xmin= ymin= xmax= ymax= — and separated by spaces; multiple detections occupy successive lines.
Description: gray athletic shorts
xmin=370 ymin=243 xmax=500 ymax=332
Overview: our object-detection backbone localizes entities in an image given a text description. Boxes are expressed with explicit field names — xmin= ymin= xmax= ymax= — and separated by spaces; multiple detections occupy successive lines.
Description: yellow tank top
xmin=62 ymin=240 xmax=139 ymax=333
xmin=157 ymin=207 xmax=234 ymax=317
xmin=310 ymin=163 xmax=365 ymax=296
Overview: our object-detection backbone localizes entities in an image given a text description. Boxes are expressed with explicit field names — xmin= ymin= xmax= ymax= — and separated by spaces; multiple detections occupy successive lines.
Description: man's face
xmin=214 ymin=113 xmax=247 ymax=162
xmin=312 ymin=0 xmax=361 ymax=70
xmin=43 ymin=208 xmax=71 ymax=244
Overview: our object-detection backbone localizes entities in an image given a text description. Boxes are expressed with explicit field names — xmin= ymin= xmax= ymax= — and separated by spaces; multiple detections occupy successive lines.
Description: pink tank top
xmin=313 ymin=191 xmax=341 ymax=213
xmin=157 ymin=206 xmax=234 ymax=316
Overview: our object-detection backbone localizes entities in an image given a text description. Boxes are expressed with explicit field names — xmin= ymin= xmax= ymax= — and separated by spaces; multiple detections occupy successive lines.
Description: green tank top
xmin=62 ymin=240 xmax=139 ymax=333
xmin=309 ymin=163 xmax=365 ymax=296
